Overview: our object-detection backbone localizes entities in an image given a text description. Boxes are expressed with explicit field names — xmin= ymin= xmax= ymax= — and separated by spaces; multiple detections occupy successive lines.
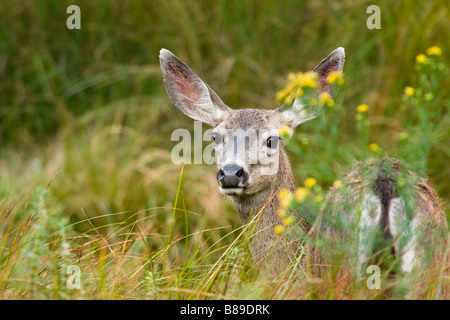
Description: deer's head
xmin=160 ymin=48 xmax=344 ymax=197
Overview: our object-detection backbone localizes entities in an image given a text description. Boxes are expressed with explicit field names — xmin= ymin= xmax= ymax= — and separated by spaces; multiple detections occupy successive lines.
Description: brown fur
xmin=320 ymin=157 xmax=449 ymax=298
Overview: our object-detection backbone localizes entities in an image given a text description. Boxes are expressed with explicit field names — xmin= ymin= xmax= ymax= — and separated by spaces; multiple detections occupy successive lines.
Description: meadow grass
xmin=0 ymin=0 xmax=449 ymax=299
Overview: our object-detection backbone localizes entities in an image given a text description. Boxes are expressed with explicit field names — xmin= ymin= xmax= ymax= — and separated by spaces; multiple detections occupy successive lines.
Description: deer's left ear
xmin=279 ymin=47 xmax=345 ymax=128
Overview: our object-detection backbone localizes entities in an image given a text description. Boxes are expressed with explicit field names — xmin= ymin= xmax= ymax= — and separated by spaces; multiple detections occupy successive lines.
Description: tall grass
xmin=0 ymin=0 xmax=448 ymax=299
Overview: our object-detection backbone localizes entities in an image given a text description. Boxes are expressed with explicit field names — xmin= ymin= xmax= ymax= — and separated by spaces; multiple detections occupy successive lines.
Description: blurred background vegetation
xmin=0 ymin=0 xmax=448 ymax=299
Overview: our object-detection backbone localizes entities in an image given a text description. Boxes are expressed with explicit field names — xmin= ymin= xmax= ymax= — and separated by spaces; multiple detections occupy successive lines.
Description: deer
xmin=159 ymin=48 xmax=449 ymax=298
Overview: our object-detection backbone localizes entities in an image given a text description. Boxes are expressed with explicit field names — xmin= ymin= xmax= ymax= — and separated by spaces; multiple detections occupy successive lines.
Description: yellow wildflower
xmin=294 ymin=89 xmax=304 ymax=97
xmin=278 ymin=188 xmax=293 ymax=208
xmin=277 ymin=208 xmax=287 ymax=218
xmin=299 ymin=75 xmax=318 ymax=89
xmin=279 ymin=126 xmax=292 ymax=137
xmin=304 ymin=177 xmax=317 ymax=189
xmin=369 ymin=143 xmax=380 ymax=152
xmin=287 ymin=73 xmax=297 ymax=82
xmin=333 ymin=180 xmax=343 ymax=189
xmin=356 ymin=104 xmax=369 ymax=113
xmin=326 ymin=71 xmax=344 ymax=85
xmin=404 ymin=87 xmax=415 ymax=97
xmin=276 ymin=89 xmax=289 ymax=103
xmin=295 ymin=187 xmax=309 ymax=203
xmin=278 ymin=188 xmax=290 ymax=199
xmin=319 ymin=92 xmax=335 ymax=107
xmin=426 ymin=46 xmax=442 ymax=56
xmin=284 ymin=95 xmax=294 ymax=105
xmin=289 ymin=71 xmax=318 ymax=88
xmin=277 ymin=71 xmax=319 ymax=104
xmin=283 ymin=215 xmax=296 ymax=226
xmin=314 ymin=195 xmax=324 ymax=203
xmin=416 ymin=54 xmax=427 ymax=64
xmin=274 ymin=225 xmax=285 ymax=234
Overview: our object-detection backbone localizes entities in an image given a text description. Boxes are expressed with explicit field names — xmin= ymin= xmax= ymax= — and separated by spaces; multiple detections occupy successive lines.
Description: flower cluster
xmin=276 ymin=70 xmax=344 ymax=109
xmin=415 ymin=46 xmax=442 ymax=65
xmin=276 ymin=71 xmax=318 ymax=104
xmin=326 ymin=71 xmax=344 ymax=85
xmin=319 ymin=92 xmax=335 ymax=108
xmin=404 ymin=46 xmax=443 ymax=99
xmin=399 ymin=45 xmax=445 ymax=149
xmin=275 ymin=188 xmax=295 ymax=234
xmin=274 ymin=176 xmax=334 ymax=234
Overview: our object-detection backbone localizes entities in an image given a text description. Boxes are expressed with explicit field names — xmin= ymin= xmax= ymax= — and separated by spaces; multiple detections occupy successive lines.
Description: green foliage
xmin=277 ymin=49 xmax=448 ymax=298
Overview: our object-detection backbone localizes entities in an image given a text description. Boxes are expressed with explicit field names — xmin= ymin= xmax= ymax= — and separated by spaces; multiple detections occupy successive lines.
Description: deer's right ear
xmin=312 ymin=47 xmax=345 ymax=96
xmin=160 ymin=49 xmax=231 ymax=126
xmin=278 ymin=47 xmax=345 ymax=128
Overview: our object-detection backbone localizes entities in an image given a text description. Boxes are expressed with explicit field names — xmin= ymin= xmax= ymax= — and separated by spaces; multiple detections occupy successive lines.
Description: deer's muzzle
xmin=217 ymin=164 xmax=248 ymax=189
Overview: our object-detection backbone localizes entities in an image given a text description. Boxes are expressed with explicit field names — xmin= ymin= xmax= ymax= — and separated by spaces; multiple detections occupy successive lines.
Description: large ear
xmin=160 ymin=49 xmax=231 ymax=126
xmin=312 ymin=47 xmax=345 ymax=96
xmin=279 ymin=47 xmax=345 ymax=128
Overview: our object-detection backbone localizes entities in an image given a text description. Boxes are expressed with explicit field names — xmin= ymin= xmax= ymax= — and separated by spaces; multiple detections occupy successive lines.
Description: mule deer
xmin=159 ymin=48 xmax=448 ymax=298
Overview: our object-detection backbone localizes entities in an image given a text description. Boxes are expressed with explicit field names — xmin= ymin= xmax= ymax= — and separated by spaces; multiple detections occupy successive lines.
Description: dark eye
xmin=267 ymin=136 xmax=279 ymax=149
xmin=212 ymin=133 xmax=222 ymax=145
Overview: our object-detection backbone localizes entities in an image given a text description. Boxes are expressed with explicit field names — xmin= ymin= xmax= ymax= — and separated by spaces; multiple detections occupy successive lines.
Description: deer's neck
xmin=230 ymin=149 xmax=300 ymax=268
xmin=232 ymin=149 xmax=295 ymax=223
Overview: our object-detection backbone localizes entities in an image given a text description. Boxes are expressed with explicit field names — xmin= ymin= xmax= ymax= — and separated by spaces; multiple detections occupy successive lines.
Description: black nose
xmin=217 ymin=165 xmax=247 ymax=188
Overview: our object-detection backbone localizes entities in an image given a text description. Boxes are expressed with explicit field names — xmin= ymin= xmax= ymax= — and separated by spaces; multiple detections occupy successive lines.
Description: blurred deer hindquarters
xmin=159 ymin=48 xmax=448 ymax=297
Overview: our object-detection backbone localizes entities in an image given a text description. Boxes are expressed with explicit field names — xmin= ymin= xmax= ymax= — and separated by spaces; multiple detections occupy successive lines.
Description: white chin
xmin=220 ymin=187 xmax=244 ymax=196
